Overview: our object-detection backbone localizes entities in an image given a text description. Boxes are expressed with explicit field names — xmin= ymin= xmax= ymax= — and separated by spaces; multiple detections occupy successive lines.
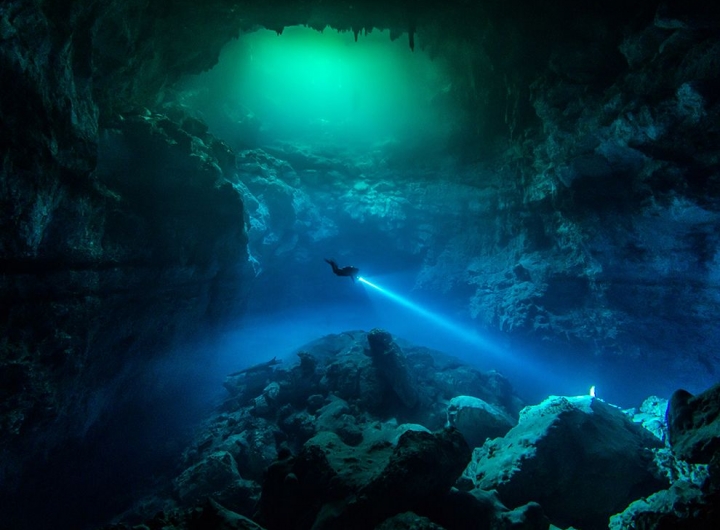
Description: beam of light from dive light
xmin=358 ymin=278 xmax=603 ymax=401
xmin=357 ymin=276 xmax=495 ymax=351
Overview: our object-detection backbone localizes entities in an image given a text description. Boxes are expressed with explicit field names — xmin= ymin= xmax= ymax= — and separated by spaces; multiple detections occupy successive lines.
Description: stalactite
xmin=406 ymin=3 xmax=416 ymax=51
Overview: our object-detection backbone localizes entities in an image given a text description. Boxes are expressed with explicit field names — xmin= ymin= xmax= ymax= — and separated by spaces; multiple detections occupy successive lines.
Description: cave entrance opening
xmin=180 ymin=25 xmax=461 ymax=162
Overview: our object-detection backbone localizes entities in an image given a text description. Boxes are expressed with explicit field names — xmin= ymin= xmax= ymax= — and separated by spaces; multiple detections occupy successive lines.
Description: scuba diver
xmin=325 ymin=258 xmax=360 ymax=282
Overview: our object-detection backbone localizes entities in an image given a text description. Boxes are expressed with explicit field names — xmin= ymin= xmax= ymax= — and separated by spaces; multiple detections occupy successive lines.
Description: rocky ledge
xmin=98 ymin=330 xmax=719 ymax=530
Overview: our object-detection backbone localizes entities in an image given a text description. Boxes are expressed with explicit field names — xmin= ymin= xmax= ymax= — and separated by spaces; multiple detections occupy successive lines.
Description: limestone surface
xmin=466 ymin=395 xmax=668 ymax=529
xmin=446 ymin=395 xmax=516 ymax=448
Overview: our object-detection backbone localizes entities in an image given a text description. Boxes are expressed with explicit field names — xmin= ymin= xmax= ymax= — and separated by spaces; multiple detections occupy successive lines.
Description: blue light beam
xmin=357 ymin=276 xmax=496 ymax=353
xmin=357 ymin=276 xmax=605 ymax=403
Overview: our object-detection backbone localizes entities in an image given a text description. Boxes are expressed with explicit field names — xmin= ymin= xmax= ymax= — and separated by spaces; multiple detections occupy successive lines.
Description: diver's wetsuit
xmin=325 ymin=259 xmax=359 ymax=282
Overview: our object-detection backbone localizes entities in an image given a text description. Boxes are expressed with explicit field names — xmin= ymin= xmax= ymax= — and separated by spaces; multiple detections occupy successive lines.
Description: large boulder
xmin=375 ymin=512 xmax=446 ymax=530
xmin=608 ymin=479 xmax=720 ymax=530
xmin=256 ymin=427 xmax=471 ymax=530
xmin=367 ymin=329 xmax=420 ymax=410
xmin=193 ymin=499 xmax=268 ymax=530
xmin=174 ymin=451 xmax=259 ymax=515
xmin=667 ymin=384 xmax=720 ymax=464
xmin=446 ymin=395 xmax=516 ymax=448
xmin=316 ymin=427 xmax=472 ymax=529
xmin=631 ymin=395 xmax=669 ymax=442
xmin=424 ymin=488 xmax=550 ymax=530
xmin=465 ymin=395 xmax=668 ymax=529
xmin=314 ymin=396 xmax=363 ymax=446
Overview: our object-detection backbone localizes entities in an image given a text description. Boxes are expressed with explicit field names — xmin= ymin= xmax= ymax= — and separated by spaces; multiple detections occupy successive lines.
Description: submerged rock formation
xmin=97 ymin=332 xmax=700 ymax=530
xmin=610 ymin=384 xmax=720 ymax=529
xmin=366 ymin=328 xmax=420 ymax=410
xmin=99 ymin=330 xmax=526 ymax=529
xmin=257 ymin=428 xmax=471 ymax=530
xmin=446 ymin=395 xmax=515 ymax=449
xmin=667 ymin=384 xmax=720 ymax=464
xmin=465 ymin=395 xmax=668 ymax=529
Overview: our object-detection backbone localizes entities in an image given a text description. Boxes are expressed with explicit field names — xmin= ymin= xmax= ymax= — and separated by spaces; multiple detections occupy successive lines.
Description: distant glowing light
xmin=358 ymin=276 xmax=494 ymax=351
xmin=214 ymin=26 xmax=453 ymax=146
xmin=590 ymin=385 xmax=596 ymax=398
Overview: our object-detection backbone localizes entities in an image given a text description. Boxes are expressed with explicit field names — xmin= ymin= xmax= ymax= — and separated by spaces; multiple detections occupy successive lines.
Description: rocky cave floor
xmin=99 ymin=329 xmax=720 ymax=530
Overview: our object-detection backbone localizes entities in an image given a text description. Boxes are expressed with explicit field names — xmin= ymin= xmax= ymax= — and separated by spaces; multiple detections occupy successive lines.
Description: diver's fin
xmin=324 ymin=258 xmax=340 ymax=274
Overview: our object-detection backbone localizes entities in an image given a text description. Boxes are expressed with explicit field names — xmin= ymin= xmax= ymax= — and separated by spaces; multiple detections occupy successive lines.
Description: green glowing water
xmin=186 ymin=26 xmax=457 ymax=153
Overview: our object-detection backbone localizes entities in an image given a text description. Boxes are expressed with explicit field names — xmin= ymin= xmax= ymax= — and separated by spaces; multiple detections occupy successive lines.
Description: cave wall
xmin=472 ymin=1 xmax=720 ymax=369
xmin=0 ymin=0 xmax=252 ymax=485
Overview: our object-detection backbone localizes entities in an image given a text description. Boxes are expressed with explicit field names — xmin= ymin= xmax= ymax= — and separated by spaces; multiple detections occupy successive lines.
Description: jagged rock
xmin=174 ymin=451 xmax=259 ymax=515
xmin=466 ymin=396 xmax=668 ymax=529
xmin=314 ymin=396 xmax=363 ymax=446
xmin=99 ymin=499 xmax=268 ymax=530
xmin=216 ymin=419 xmax=281 ymax=482
xmin=625 ymin=396 xmax=712 ymax=488
xmin=631 ymin=395 xmax=669 ymax=441
xmin=320 ymin=340 xmax=384 ymax=412
xmin=250 ymin=382 xmax=282 ymax=417
xmin=255 ymin=441 xmax=334 ymax=529
xmin=411 ymin=351 xmax=522 ymax=420
xmin=307 ymin=332 xmax=522 ymax=430
xmin=608 ymin=478 xmax=719 ymax=530
xmin=0 ymin=107 xmax=250 ymax=485
xmin=194 ymin=499 xmax=268 ymax=530
xmin=314 ymin=428 xmax=471 ymax=529
xmin=423 ymin=488 xmax=549 ymax=530
xmin=446 ymin=395 xmax=516 ymax=448
xmin=375 ymin=512 xmax=446 ymax=530
xmin=367 ymin=329 xmax=419 ymax=409
xmin=667 ymin=384 xmax=720 ymax=464
xmin=306 ymin=394 xmax=326 ymax=413
xmin=280 ymin=410 xmax=317 ymax=446
xmin=256 ymin=427 xmax=471 ymax=530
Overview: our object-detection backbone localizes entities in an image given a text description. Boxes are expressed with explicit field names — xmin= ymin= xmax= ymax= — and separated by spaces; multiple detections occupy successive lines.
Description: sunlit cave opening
xmin=180 ymin=26 xmax=461 ymax=158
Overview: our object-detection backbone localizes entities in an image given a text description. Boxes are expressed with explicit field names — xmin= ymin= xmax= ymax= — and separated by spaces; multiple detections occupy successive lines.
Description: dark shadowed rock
xmin=609 ymin=472 xmax=720 ymax=530
xmin=375 ymin=512 xmax=447 ymax=530
xmin=174 ymin=451 xmax=259 ymax=516
xmin=423 ymin=488 xmax=550 ymax=530
xmin=194 ymin=499 xmax=267 ymax=530
xmin=256 ymin=427 xmax=471 ymax=530
xmin=667 ymin=384 xmax=720 ymax=464
xmin=315 ymin=428 xmax=471 ymax=529
xmin=367 ymin=328 xmax=419 ymax=409
xmin=99 ymin=499 xmax=268 ymax=530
